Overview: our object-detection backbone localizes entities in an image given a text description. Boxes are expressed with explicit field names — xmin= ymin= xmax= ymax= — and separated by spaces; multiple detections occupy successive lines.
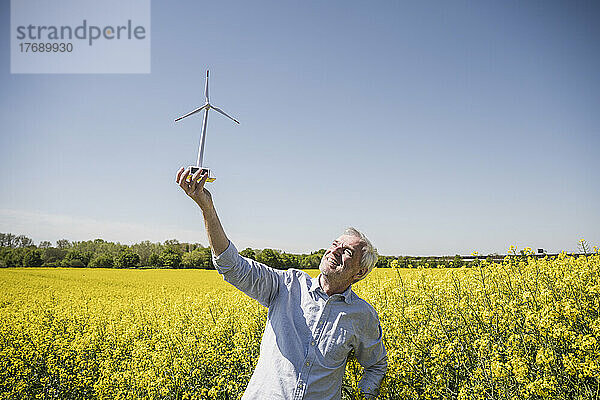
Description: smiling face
xmin=319 ymin=234 xmax=366 ymax=286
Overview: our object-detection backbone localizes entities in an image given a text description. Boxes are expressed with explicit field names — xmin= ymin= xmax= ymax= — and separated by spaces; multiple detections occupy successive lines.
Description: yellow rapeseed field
xmin=1 ymin=252 xmax=598 ymax=399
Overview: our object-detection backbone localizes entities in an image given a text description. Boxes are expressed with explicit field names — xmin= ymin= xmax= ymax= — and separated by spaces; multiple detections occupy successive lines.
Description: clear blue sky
xmin=1 ymin=1 xmax=598 ymax=256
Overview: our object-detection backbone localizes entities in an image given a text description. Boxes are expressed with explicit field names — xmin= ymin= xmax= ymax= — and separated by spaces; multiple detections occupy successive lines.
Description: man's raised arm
xmin=175 ymin=167 xmax=282 ymax=307
xmin=176 ymin=167 xmax=229 ymax=256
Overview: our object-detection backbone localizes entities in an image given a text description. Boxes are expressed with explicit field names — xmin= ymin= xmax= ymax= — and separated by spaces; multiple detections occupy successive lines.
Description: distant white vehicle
xmin=175 ymin=70 xmax=239 ymax=182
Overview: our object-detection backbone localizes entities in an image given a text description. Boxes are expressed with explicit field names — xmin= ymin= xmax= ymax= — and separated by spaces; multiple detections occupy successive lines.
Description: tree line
xmin=0 ymin=232 xmax=472 ymax=269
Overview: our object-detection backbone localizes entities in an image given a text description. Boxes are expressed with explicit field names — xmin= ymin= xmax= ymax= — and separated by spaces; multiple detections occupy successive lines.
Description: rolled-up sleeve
xmin=355 ymin=315 xmax=388 ymax=397
xmin=212 ymin=241 xmax=283 ymax=308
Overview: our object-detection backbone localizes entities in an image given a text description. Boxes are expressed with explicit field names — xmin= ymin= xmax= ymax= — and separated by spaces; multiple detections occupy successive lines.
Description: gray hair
xmin=343 ymin=227 xmax=378 ymax=281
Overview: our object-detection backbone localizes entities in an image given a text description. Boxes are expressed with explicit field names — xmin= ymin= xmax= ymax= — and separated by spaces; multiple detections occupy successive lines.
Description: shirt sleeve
xmin=355 ymin=313 xmax=388 ymax=397
xmin=212 ymin=241 xmax=283 ymax=308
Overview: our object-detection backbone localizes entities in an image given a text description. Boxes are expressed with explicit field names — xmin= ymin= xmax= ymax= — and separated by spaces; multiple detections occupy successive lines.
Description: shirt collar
xmin=310 ymin=275 xmax=354 ymax=304
xmin=308 ymin=276 xmax=321 ymax=293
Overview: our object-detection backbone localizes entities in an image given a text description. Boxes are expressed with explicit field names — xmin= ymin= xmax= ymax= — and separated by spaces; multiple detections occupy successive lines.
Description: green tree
xmin=397 ymin=257 xmax=410 ymax=268
xmin=114 ymin=249 xmax=140 ymax=268
xmin=256 ymin=249 xmax=283 ymax=269
xmin=62 ymin=249 xmax=91 ymax=267
xmin=22 ymin=249 xmax=43 ymax=267
xmin=163 ymin=239 xmax=183 ymax=255
xmin=56 ymin=239 xmax=71 ymax=249
xmin=1 ymin=248 xmax=24 ymax=266
xmin=181 ymin=252 xmax=195 ymax=268
xmin=240 ymin=248 xmax=256 ymax=259
xmin=182 ymin=247 xmax=212 ymax=269
xmin=161 ymin=248 xmax=182 ymax=269
xmin=0 ymin=233 xmax=16 ymax=248
xmin=147 ymin=253 xmax=162 ymax=267
xmin=300 ymin=254 xmax=321 ymax=268
xmin=42 ymin=247 xmax=67 ymax=266
xmin=313 ymin=249 xmax=326 ymax=256
xmin=200 ymin=247 xmax=215 ymax=269
xmin=0 ymin=234 xmax=34 ymax=249
xmin=89 ymin=254 xmax=114 ymax=268
xmin=132 ymin=240 xmax=163 ymax=266
xmin=281 ymin=253 xmax=300 ymax=269
xmin=15 ymin=235 xmax=34 ymax=248
xmin=452 ymin=254 xmax=464 ymax=268
xmin=376 ymin=256 xmax=392 ymax=268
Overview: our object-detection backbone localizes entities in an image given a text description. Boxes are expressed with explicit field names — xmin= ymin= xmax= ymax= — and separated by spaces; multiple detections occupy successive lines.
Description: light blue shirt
xmin=213 ymin=241 xmax=387 ymax=399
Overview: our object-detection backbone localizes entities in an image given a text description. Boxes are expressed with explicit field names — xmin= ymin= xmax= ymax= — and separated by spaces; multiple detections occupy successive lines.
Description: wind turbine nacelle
xmin=186 ymin=166 xmax=216 ymax=183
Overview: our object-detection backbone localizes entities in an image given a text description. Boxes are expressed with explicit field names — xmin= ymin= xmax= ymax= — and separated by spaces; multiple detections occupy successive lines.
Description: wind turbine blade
xmin=212 ymin=106 xmax=240 ymax=124
xmin=205 ymin=70 xmax=209 ymax=102
xmin=174 ymin=104 xmax=208 ymax=122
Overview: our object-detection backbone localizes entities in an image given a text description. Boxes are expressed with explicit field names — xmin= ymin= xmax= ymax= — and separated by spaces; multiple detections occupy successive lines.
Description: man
xmin=176 ymin=166 xmax=387 ymax=399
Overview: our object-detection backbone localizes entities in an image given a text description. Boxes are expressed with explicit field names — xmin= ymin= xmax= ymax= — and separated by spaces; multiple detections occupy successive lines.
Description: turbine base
xmin=186 ymin=166 xmax=216 ymax=183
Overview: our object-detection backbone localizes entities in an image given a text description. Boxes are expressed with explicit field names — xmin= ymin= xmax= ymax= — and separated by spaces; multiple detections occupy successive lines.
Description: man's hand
xmin=176 ymin=167 xmax=213 ymax=211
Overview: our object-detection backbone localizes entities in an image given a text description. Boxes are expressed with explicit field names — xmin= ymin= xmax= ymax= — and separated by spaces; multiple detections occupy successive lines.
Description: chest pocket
xmin=323 ymin=327 xmax=353 ymax=366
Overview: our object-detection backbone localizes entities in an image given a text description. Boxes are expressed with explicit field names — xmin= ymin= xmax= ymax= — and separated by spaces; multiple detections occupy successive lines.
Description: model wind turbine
xmin=175 ymin=70 xmax=239 ymax=182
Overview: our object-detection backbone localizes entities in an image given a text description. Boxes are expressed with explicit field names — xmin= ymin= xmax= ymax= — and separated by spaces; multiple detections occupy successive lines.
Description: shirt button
xmin=305 ymin=361 xmax=310 ymax=366
xmin=311 ymin=340 xmax=315 ymax=346
xmin=298 ymin=382 xmax=303 ymax=388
